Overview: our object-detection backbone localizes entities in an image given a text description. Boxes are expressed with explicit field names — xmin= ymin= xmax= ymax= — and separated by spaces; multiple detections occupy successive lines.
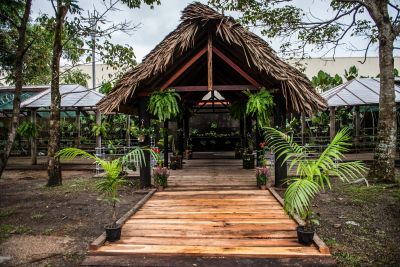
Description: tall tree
xmin=0 ymin=0 xmax=32 ymax=178
xmin=47 ymin=0 xmax=73 ymax=186
xmin=210 ymin=0 xmax=399 ymax=182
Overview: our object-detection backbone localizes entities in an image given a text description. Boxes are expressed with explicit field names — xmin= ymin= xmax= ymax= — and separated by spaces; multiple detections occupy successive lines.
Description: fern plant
xmin=148 ymin=88 xmax=181 ymax=122
xmin=17 ymin=121 xmax=38 ymax=139
xmin=91 ymin=121 xmax=109 ymax=138
xmin=243 ymin=88 xmax=274 ymax=127
xmin=56 ymin=147 xmax=157 ymax=228
xmin=264 ymin=127 xmax=367 ymax=229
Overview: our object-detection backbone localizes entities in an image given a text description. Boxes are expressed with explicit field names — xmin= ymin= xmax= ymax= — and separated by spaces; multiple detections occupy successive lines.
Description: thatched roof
xmin=97 ymin=2 xmax=326 ymax=114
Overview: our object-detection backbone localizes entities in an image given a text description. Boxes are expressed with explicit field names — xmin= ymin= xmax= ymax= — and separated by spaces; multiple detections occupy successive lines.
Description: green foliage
xmin=243 ymin=88 xmax=274 ymax=127
xmin=344 ymin=65 xmax=359 ymax=81
xmin=148 ymin=89 xmax=181 ymax=122
xmin=264 ymin=127 xmax=368 ymax=228
xmin=311 ymin=70 xmax=343 ymax=91
xmin=229 ymin=101 xmax=246 ymax=120
xmin=56 ymin=146 xmax=157 ymax=226
xmin=61 ymin=69 xmax=90 ymax=87
xmin=17 ymin=121 xmax=37 ymax=139
xmin=91 ymin=121 xmax=109 ymax=138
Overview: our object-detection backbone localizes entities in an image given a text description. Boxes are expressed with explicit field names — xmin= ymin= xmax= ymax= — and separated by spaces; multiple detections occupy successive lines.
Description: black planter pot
xmin=105 ymin=224 xmax=122 ymax=242
xmin=242 ymin=154 xmax=255 ymax=169
xmin=296 ymin=226 xmax=314 ymax=245
xmin=170 ymin=162 xmax=177 ymax=170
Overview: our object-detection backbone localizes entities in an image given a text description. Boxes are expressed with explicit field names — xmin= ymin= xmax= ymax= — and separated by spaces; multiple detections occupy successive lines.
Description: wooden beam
xmin=212 ymin=47 xmax=261 ymax=88
xmin=329 ymin=107 xmax=336 ymax=141
xmin=173 ymin=85 xmax=256 ymax=92
xmin=161 ymin=46 xmax=207 ymax=90
xmin=208 ymin=33 xmax=213 ymax=91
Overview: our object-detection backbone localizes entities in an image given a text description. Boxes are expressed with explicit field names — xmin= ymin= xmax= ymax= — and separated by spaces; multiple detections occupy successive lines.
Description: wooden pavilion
xmin=97 ymin=3 xmax=326 ymax=188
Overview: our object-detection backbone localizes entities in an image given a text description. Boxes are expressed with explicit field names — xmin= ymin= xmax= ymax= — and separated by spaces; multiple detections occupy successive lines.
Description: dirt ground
xmin=275 ymin=168 xmax=400 ymax=267
xmin=0 ymin=169 xmax=147 ymax=266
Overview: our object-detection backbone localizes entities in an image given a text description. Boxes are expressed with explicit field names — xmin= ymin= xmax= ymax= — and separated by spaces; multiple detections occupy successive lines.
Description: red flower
xmin=259 ymin=142 xmax=266 ymax=149
xmin=152 ymin=147 xmax=161 ymax=154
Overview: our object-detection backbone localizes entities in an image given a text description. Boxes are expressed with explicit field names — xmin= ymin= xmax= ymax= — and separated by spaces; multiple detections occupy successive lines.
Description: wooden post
xmin=183 ymin=114 xmax=190 ymax=149
xmin=301 ymin=112 xmax=306 ymax=146
xmin=329 ymin=107 xmax=336 ymax=141
xmin=177 ymin=118 xmax=184 ymax=157
xmin=126 ymin=115 xmax=131 ymax=147
xmin=255 ymin=119 xmax=261 ymax=167
xmin=207 ymin=32 xmax=213 ymax=91
xmin=30 ymin=109 xmax=37 ymax=165
xmin=354 ymin=106 xmax=360 ymax=149
xmin=240 ymin=115 xmax=244 ymax=147
xmin=163 ymin=120 xmax=169 ymax=168
xmin=95 ymin=110 xmax=101 ymax=149
xmin=138 ymin=96 xmax=151 ymax=188
xmin=76 ymin=109 xmax=81 ymax=147
xmin=245 ymin=115 xmax=252 ymax=149
xmin=274 ymin=95 xmax=287 ymax=187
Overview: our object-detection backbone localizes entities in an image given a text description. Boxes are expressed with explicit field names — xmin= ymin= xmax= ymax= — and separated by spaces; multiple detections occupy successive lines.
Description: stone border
xmin=90 ymin=189 xmax=157 ymax=250
xmin=268 ymin=187 xmax=330 ymax=255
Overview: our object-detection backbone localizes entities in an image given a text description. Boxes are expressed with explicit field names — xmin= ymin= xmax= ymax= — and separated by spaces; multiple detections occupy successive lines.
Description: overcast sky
xmin=31 ymin=0 xmax=397 ymax=63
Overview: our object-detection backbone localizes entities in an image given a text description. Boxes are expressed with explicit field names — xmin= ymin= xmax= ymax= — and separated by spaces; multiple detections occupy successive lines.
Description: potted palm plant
xmin=56 ymin=146 xmax=154 ymax=242
xmin=264 ymin=127 xmax=367 ymax=245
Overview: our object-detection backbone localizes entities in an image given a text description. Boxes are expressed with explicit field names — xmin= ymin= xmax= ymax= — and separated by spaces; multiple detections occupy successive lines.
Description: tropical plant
xmin=311 ymin=70 xmax=343 ymax=92
xmin=148 ymin=88 xmax=181 ymax=122
xmin=152 ymin=166 xmax=169 ymax=188
xmin=91 ymin=121 xmax=109 ymax=138
xmin=264 ymin=127 xmax=367 ymax=229
xmin=56 ymin=146 xmax=156 ymax=228
xmin=256 ymin=166 xmax=270 ymax=185
xmin=243 ymin=88 xmax=274 ymax=127
xmin=17 ymin=121 xmax=38 ymax=139
xmin=229 ymin=100 xmax=246 ymax=120
xmin=344 ymin=65 xmax=359 ymax=81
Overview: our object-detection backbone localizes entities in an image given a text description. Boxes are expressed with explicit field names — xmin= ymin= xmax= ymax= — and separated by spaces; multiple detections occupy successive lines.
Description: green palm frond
xmin=264 ymin=127 xmax=305 ymax=169
xmin=56 ymin=147 xmax=99 ymax=162
xmin=148 ymin=88 xmax=181 ymax=122
xmin=330 ymin=161 xmax=368 ymax=182
xmin=284 ymin=178 xmax=320 ymax=217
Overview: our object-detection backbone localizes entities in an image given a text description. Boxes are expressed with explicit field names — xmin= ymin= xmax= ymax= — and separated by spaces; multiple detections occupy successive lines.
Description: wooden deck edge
xmin=268 ymin=187 xmax=330 ymax=255
xmin=89 ymin=189 xmax=157 ymax=250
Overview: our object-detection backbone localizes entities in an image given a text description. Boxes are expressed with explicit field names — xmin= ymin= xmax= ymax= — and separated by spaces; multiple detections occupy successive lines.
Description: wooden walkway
xmin=84 ymin=158 xmax=333 ymax=266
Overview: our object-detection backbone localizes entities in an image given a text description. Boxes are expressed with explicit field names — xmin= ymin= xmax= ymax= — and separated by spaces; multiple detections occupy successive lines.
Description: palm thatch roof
xmin=97 ymin=2 xmax=326 ymax=114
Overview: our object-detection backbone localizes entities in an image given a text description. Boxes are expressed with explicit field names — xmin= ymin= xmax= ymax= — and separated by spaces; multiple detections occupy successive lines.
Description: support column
xmin=354 ymin=106 xmax=360 ymax=149
xmin=255 ymin=120 xmax=261 ymax=167
xmin=138 ymin=96 xmax=151 ymax=188
xmin=301 ymin=112 xmax=306 ymax=145
xmin=95 ymin=110 xmax=101 ymax=149
xmin=245 ymin=115 xmax=252 ymax=149
xmin=163 ymin=120 xmax=169 ymax=167
xmin=177 ymin=118 xmax=184 ymax=157
xmin=239 ymin=115 xmax=244 ymax=147
xmin=329 ymin=107 xmax=336 ymax=141
xmin=183 ymin=114 xmax=190 ymax=149
xmin=30 ymin=109 xmax=37 ymax=165
xmin=274 ymin=95 xmax=287 ymax=187
xmin=75 ymin=109 xmax=81 ymax=147
xmin=126 ymin=115 xmax=131 ymax=147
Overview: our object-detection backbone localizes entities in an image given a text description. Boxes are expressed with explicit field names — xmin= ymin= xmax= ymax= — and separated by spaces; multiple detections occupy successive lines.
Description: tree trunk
xmin=47 ymin=1 xmax=69 ymax=186
xmin=0 ymin=0 xmax=32 ymax=178
xmin=367 ymin=4 xmax=397 ymax=182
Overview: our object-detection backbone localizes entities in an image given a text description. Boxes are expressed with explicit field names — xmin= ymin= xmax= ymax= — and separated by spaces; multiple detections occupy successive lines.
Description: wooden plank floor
xmin=85 ymin=158 xmax=332 ymax=266
xmin=90 ymin=189 xmax=328 ymax=258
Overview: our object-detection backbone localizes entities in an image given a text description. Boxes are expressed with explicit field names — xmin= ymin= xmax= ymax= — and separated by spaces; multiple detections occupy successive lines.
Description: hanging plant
xmin=243 ymin=88 xmax=274 ymax=127
xmin=148 ymin=88 xmax=181 ymax=122
xmin=229 ymin=100 xmax=246 ymax=120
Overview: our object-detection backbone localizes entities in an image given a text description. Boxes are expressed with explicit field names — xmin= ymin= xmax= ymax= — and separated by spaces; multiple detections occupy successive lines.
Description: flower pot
xmin=260 ymin=185 xmax=267 ymax=190
xmin=296 ymin=226 xmax=314 ymax=245
xmin=105 ymin=224 xmax=122 ymax=242
xmin=170 ymin=155 xmax=182 ymax=169
xmin=234 ymin=148 xmax=242 ymax=159
xmin=156 ymin=185 xmax=165 ymax=191
xmin=170 ymin=162 xmax=177 ymax=170
xmin=242 ymin=154 xmax=255 ymax=169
